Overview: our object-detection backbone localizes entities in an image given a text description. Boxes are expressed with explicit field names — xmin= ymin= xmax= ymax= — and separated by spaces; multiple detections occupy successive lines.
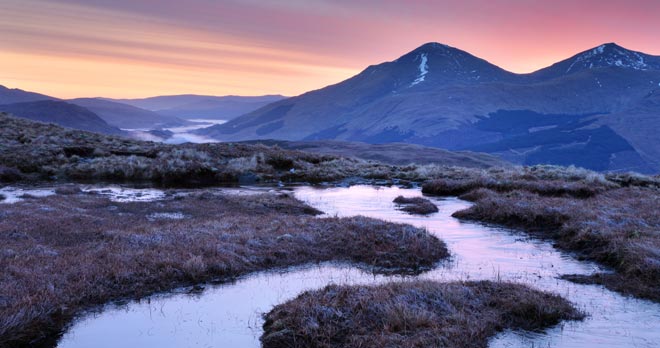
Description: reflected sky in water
xmin=56 ymin=185 xmax=660 ymax=348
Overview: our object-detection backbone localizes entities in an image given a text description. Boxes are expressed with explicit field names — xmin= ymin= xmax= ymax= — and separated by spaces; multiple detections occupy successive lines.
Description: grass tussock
xmin=0 ymin=190 xmax=447 ymax=347
xmin=421 ymin=165 xmax=660 ymax=197
xmin=261 ymin=280 xmax=583 ymax=348
xmin=393 ymin=196 xmax=439 ymax=215
xmin=451 ymin=187 xmax=660 ymax=302
xmin=422 ymin=174 xmax=608 ymax=199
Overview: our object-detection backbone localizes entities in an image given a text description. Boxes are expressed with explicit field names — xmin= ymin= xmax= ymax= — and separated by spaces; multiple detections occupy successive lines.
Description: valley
xmin=1 ymin=11 xmax=660 ymax=346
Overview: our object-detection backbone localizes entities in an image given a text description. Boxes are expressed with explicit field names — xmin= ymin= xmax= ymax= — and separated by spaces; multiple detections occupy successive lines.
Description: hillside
xmin=199 ymin=43 xmax=660 ymax=173
xmin=0 ymin=100 xmax=123 ymax=135
xmin=69 ymin=98 xmax=190 ymax=129
xmin=0 ymin=84 xmax=56 ymax=104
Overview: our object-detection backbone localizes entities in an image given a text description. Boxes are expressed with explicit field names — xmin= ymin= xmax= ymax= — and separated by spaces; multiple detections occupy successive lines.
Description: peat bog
xmin=0 ymin=189 xmax=445 ymax=347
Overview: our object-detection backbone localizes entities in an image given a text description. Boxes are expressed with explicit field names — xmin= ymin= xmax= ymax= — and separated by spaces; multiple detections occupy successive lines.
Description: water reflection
xmin=56 ymin=185 xmax=660 ymax=348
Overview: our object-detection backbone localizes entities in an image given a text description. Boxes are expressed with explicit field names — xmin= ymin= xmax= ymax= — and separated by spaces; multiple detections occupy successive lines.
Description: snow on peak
xmin=566 ymin=43 xmax=649 ymax=73
xmin=593 ymin=44 xmax=606 ymax=55
xmin=410 ymin=53 xmax=429 ymax=86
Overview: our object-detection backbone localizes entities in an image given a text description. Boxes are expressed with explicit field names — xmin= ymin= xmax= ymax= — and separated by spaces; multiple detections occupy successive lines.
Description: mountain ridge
xmin=198 ymin=42 xmax=660 ymax=173
xmin=0 ymin=85 xmax=57 ymax=104
xmin=0 ymin=100 xmax=123 ymax=135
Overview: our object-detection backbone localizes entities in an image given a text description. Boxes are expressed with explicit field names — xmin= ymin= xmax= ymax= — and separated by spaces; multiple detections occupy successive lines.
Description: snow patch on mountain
xmin=410 ymin=53 xmax=429 ymax=86
xmin=566 ymin=44 xmax=649 ymax=73
xmin=594 ymin=44 xmax=605 ymax=55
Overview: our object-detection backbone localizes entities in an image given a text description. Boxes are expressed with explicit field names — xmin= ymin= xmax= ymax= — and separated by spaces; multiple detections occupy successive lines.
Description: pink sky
xmin=1 ymin=0 xmax=659 ymax=98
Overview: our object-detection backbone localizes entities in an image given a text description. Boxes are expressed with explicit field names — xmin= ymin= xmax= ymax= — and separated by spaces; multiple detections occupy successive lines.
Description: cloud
xmin=1 ymin=0 xmax=660 ymax=98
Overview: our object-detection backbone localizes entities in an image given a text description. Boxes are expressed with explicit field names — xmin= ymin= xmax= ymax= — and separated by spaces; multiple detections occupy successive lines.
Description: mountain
xmin=0 ymin=85 xmax=56 ymax=104
xmin=199 ymin=42 xmax=660 ymax=173
xmin=109 ymin=94 xmax=286 ymax=120
xmin=68 ymin=98 xmax=189 ymax=129
xmin=0 ymin=100 xmax=123 ymax=135
xmin=531 ymin=43 xmax=660 ymax=80
xmin=0 ymin=85 xmax=190 ymax=132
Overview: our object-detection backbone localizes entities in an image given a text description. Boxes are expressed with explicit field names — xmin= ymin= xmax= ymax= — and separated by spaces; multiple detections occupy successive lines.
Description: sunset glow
xmin=2 ymin=0 xmax=660 ymax=98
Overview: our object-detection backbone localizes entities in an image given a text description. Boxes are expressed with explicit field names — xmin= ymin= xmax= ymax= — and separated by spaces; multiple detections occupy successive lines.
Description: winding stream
xmin=55 ymin=185 xmax=660 ymax=348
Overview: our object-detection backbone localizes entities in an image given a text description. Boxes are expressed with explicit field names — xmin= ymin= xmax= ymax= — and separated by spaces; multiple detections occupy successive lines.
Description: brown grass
xmin=0 ymin=190 xmax=448 ymax=347
xmin=422 ymin=177 xmax=606 ymax=198
xmin=261 ymin=280 xmax=583 ymax=348
xmin=451 ymin=187 xmax=660 ymax=302
xmin=0 ymin=113 xmax=401 ymax=186
xmin=393 ymin=196 xmax=439 ymax=215
xmin=8 ymin=113 xmax=659 ymax=190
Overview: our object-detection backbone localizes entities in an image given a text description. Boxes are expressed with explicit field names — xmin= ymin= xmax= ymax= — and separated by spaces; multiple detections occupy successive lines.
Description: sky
xmin=1 ymin=0 xmax=660 ymax=99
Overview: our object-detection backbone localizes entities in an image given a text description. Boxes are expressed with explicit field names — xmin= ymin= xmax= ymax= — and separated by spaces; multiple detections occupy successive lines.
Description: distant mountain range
xmin=68 ymin=98 xmax=189 ymax=129
xmin=199 ymin=42 xmax=660 ymax=173
xmin=108 ymin=94 xmax=286 ymax=120
xmin=0 ymin=85 xmax=282 ymax=134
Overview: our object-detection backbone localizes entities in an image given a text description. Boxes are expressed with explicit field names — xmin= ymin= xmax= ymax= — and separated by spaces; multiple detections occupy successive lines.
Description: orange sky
xmin=2 ymin=0 xmax=660 ymax=99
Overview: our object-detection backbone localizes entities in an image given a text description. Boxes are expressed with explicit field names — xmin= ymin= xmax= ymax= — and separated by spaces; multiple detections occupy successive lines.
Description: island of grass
xmin=0 ymin=190 xmax=448 ymax=347
xmin=393 ymin=195 xmax=439 ymax=215
xmin=423 ymin=172 xmax=660 ymax=302
xmin=262 ymin=280 xmax=583 ymax=348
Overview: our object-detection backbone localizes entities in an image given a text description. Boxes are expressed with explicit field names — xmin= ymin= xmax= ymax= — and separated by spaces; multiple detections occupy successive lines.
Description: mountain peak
xmin=407 ymin=42 xmax=464 ymax=57
xmin=567 ymin=42 xmax=651 ymax=73
xmin=381 ymin=42 xmax=515 ymax=88
xmin=415 ymin=42 xmax=451 ymax=51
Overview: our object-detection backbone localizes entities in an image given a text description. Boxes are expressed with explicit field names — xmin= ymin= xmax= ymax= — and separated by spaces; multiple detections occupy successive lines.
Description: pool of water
xmin=55 ymin=185 xmax=660 ymax=348
xmin=0 ymin=185 xmax=168 ymax=204
xmin=0 ymin=186 xmax=56 ymax=203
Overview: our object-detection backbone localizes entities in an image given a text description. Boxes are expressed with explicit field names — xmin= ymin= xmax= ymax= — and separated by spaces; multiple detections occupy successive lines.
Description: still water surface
xmin=56 ymin=185 xmax=660 ymax=348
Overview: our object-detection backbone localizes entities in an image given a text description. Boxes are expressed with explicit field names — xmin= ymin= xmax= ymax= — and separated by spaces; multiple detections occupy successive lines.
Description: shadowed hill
xmin=0 ymin=84 xmax=56 ymax=104
xmin=0 ymin=100 xmax=123 ymax=135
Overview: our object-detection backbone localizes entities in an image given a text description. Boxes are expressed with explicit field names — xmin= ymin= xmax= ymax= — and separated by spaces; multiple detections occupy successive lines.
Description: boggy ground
xmin=424 ymin=175 xmax=660 ymax=302
xmin=0 ymin=189 xmax=448 ymax=347
xmin=261 ymin=280 xmax=583 ymax=348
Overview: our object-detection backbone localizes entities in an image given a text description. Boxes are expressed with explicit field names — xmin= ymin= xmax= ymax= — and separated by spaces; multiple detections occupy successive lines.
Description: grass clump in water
xmin=262 ymin=280 xmax=583 ymax=348
xmin=393 ymin=196 xmax=439 ymax=215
